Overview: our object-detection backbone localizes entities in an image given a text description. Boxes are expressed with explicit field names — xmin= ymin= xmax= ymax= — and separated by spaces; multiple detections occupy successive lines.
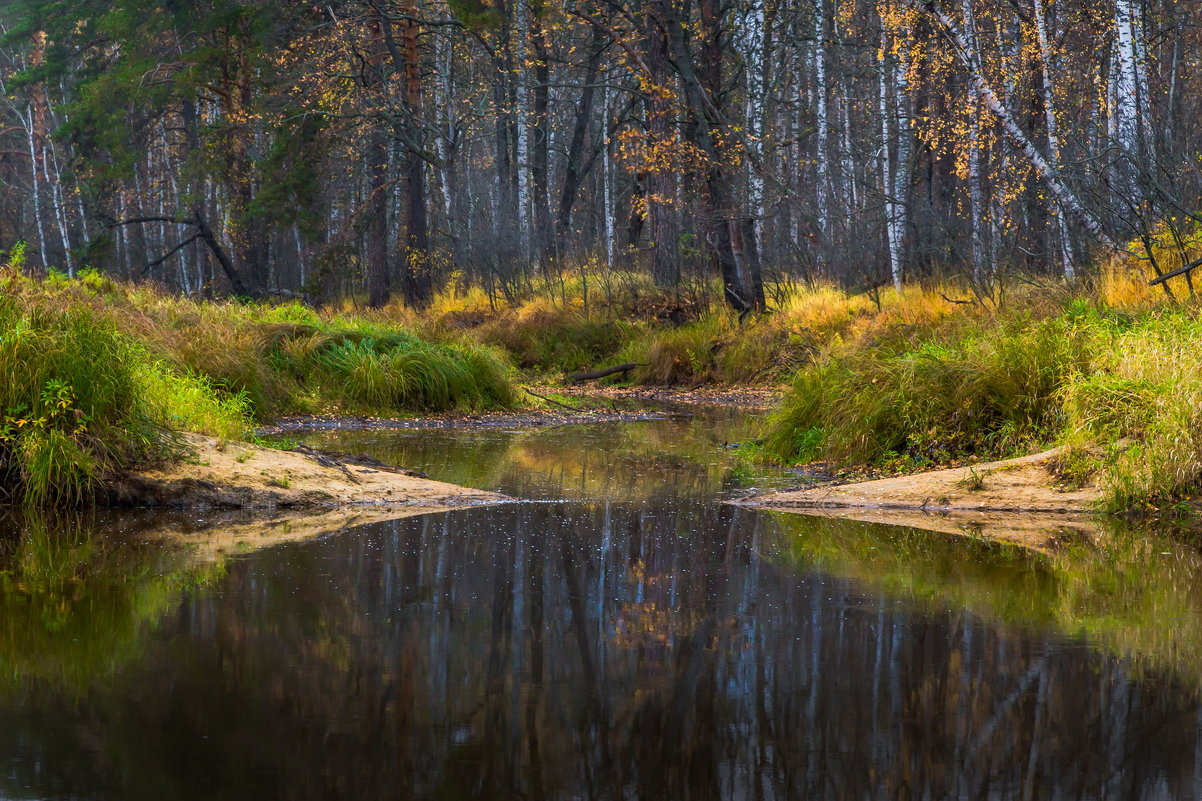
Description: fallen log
xmin=567 ymin=362 xmax=641 ymax=383
xmin=1149 ymin=255 xmax=1202 ymax=286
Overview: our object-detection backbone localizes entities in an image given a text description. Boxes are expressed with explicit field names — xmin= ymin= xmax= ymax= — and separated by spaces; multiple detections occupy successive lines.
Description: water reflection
xmin=285 ymin=412 xmax=790 ymax=502
xmin=3 ymin=415 xmax=1202 ymax=799
xmin=1 ymin=501 xmax=1201 ymax=799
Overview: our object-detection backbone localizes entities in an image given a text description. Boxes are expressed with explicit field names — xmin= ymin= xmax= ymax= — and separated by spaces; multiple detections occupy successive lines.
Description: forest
xmin=0 ymin=0 xmax=1199 ymax=307
xmin=2 ymin=0 xmax=1202 ymax=512
xmin=8 ymin=2 xmax=1202 ymax=793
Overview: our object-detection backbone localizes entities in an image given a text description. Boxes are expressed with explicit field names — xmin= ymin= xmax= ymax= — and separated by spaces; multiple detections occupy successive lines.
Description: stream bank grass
xmin=5 ymin=270 xmax=519 ymax=419
xmin=763 ymin=298 xmax=1202 ymax=511
xmin=0 ymin=269 xmax=518 ymax=505
xmin=0 ymin=284 xmax=248 ymax=505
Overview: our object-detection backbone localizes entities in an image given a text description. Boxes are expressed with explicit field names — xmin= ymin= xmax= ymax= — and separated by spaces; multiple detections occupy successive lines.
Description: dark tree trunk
xmin=656 ymin=0 xmax=764 ymax=311
xmin=378 ymin=1 xmax=434 ymax=308
xmin=645 ymin=7 xmax=681 ymax=289
xmin=366 ymin=17 xmax=391 ymax=308
xmin=365 ymin=134 xmax=391 ymax=308
xmin=556 ymin=25 xmax=606 ymax=252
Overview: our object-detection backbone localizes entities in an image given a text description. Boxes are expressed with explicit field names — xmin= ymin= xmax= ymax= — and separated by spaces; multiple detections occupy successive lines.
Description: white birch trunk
xmin=47 ymin=141 xmax=73 ymax=276
xmin=1113 ymin=0 xmax=1142 ymax=157
xmin=1033 ymin=0 xmax=1076 ymax=278
xmin=435 ymin=28 xmax=454 ymax=232
xmin=813 ymin=0 xmax=830 ymax=269
xmin=891 ymin=38 xmax=912 ymax=264
xmin=602 ymin=79 xmax=615 ymax=268
xmin=25 ymin=105 xmax=48 ymax=270
xmin=293 ymin=224 xmax=305 ymax=289
xmin=116 ymin=193 xmax=128 ymax=277
xmin=961 ymin=0 xmax=985 ymax=283
xmin=879 ymin=25 xmax=910 ymax=291
xmin=878 ymin=29 xmax=901 ymax=291
xmin=737 ymin=0 xmax=767 ymax=256
xmin=1112 ymin=0 xmax=1148 ymax=208
xmin=514 ymin=0 xmax=532 ymax=259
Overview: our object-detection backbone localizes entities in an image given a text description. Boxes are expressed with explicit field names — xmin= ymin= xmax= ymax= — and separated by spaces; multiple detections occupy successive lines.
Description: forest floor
xmin=106 ymin=434 xmax=509 ymax=512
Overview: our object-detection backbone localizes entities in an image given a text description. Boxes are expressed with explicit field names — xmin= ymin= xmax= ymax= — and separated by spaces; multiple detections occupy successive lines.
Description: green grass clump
xmin=0 ymin=268 xmax=519 ymax=505
xmin=270 ymin=326 xmax=516 ymax=412
xmin=0 ymin=297 xmax=157 ymax=505
xmin=5 ymin=272 xmax=520 ymax=422
xmin=616 ymin=313 xmax=791 ymax=385
xmin=1058 ymin=311 xmax=1202 ymax=512
xmin=764 ymin=314 xmax=1096 ymax=466
xmin=0 ymin=284 xmax=255 ymax=505
xmin=473 ymin=305 xmax=642 ymax=376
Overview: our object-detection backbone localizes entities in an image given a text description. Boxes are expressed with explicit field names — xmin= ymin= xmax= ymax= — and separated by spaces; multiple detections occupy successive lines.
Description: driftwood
xmin=567 ymin=362 xmax=640 ymax=383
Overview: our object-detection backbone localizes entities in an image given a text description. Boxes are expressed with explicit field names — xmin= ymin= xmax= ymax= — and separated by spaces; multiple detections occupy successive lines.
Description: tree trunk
xmin=555 ymin=25 xmax=606 ymax=248
xmin=514 ymin=0 xmax=532 ymax=260
xmin=657 ymin=0 xmax=763 ymax=310
xmin=644 ymin=9 xmax=681 ymax=289
xmin=366 ymin=133 xmax=391 ymax=308
xmin=738 ymin=0 xmax=768 ymax=260
xmin=1032 ymin=0 xmax=1076 ymax=278
xmin=530 ymin=8 xmax=552 ymax=269
xmin=813 ymin=0 xmax=830 ymax=274
xmin=960 ymin=0 xmax=985 ymax=284
xmin=365 ymin=17 xmax=391 ymax=308
xmin=397 ymin=0 xmax=432 ymax=307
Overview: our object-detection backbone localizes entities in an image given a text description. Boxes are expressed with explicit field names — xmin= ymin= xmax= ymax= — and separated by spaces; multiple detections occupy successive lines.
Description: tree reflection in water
xmin=3 ymin=499 xmax=1202 ymax=800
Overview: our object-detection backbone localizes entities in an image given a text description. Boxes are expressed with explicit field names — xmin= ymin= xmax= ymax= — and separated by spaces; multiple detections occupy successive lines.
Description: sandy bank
xmin=740 ymin=448 xmax=1103 ymax=551
xmin=106 ymin=434 xmax=509 ymax=511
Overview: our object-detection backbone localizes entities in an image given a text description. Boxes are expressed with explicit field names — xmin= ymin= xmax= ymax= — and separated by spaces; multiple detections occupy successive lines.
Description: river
xmin=2 ymin=407 xmax=1202 ymax=799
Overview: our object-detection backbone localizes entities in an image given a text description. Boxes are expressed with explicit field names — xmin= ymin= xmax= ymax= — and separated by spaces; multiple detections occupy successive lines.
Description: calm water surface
xmin=3 ymin=408 xmax=1202 ymax=799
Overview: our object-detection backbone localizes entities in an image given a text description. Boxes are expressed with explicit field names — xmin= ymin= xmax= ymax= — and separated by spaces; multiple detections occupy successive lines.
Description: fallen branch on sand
xmin=566 ymin=362 xmax=641 ymax=383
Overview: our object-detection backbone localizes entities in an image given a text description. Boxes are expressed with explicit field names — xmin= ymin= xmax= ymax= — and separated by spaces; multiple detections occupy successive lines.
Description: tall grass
xmin=0 ymin=268 xmax=518 ymax=505
xmin=267 ymin=324 xmax=516 ymax=411
xmin=764 ymin=314 xmax=1095 ymax=466
xmin=0 ymin=287 xmax=247 ymax=505
xmin=1057 ymin=308 xmax=1202 ymax=512
xmin=763 ymin=297 xmax=1202 ymax=511
xmin=4 ymin=269 xmax=518 ymax=418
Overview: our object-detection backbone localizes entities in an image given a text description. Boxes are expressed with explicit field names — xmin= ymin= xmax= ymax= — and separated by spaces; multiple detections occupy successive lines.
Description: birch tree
xmin=1031 ymin=0 xmax=1075 ymax=277
xmin=919 ymin=0 xmax=1116 ymax=250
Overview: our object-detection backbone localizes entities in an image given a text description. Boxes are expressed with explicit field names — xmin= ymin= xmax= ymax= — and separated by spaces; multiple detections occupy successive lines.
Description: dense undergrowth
xmin=0 ymin=267 xmax=516 ymax=505
xmin=758 ymin=273 xmax=1202 ymax=512
xmin=384 ymin=260 xmax=1202 ymax=512
xmin=377 ymin=272 xmax=965 ymax=385
xmin=6 ymin=250 xmax=1202 ymax=512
